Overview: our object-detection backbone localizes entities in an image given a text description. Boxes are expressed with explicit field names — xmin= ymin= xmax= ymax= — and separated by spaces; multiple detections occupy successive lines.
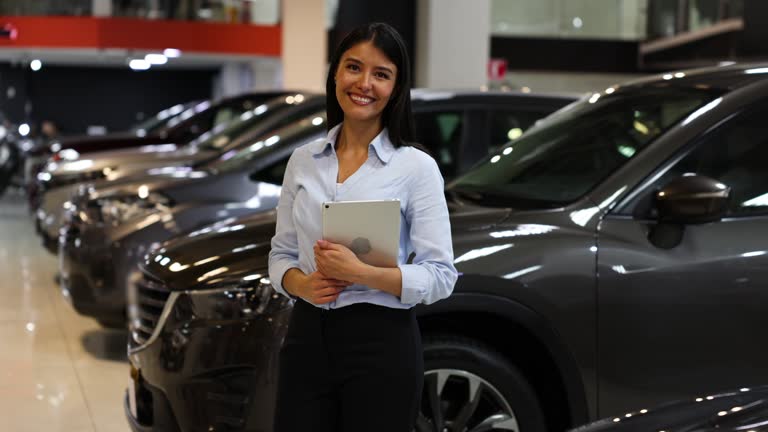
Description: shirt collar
xmin=309 ymin=123 xmax=396 ymax=164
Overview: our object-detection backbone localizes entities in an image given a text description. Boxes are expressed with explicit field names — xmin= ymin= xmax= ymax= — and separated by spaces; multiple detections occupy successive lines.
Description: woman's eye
xmin=376 ymin=72 xmax=390 ymax=79
xmin=346 ymin=64 xmax=360 ymax=71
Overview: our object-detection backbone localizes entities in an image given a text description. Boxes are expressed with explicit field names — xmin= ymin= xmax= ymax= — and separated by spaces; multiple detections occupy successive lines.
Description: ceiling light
xmin=30 ymin=59 xmax=42 ymax=71
xmin=145 ymin=54 xmax=168 ymax=65
xmin=163 ymin=48 xmax=182 ymax=58
xmin=129 ymin=59 xmax=151 ymax=71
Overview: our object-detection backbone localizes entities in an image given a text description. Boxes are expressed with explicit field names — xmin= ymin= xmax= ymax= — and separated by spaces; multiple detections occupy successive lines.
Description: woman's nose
xmin=356 ymin=73 xmax=372 ymax=91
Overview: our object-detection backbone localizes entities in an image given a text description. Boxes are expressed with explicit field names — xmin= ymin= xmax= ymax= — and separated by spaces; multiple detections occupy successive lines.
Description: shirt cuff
xmin=269 ymin=259 xmax=300 ymax=299
xmin=398 ymin=264 xmax=430 ymax=305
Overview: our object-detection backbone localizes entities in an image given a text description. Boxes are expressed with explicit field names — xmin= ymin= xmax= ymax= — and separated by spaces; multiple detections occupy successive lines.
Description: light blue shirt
xmin=268 ymin=123 xmax=458 ymax=309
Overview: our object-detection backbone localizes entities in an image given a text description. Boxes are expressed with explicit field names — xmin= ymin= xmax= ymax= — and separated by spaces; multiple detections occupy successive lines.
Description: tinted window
xmin=207 ymin=113 xmax=326 ymax=173
xmin=653 ymin=104 xmax=768 ymax=217
xmin=250 ymin=159 xmax=289 ymax=185
xmin=487 ymin=110 xmax=548 ymax=154
xmin=212 ymin=108 xmax=236 ymax=128
xmin=414 ymin=111 xmax=462 ymax=177
xmin=449 ymin=89 xmax=721 ymax=208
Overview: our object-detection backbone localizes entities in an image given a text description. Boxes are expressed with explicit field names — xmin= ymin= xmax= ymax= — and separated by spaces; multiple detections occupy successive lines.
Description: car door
xmin=596 ymin=102 xmax=768 ymax=417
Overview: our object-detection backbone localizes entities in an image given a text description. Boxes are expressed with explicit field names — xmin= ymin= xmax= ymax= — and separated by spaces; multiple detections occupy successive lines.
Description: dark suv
xmin=126 ymin=64 xmax=768 ymax=432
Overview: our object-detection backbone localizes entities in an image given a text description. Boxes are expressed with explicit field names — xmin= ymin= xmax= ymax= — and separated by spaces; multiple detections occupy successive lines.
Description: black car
xmin=57 ymin=90 xmax=574 ymax=327
xmin=128 ymin=63 xmax=768 ymax=432
xmin=35 ymin=91 xmax=291 ymax=197
xmin=36 ymin=93 xmax=325 ymax=253
xmin=572 ymin=386 xmax=768 ymax=432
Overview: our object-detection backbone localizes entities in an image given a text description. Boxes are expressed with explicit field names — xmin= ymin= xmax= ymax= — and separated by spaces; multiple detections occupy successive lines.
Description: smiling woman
xmin=269 ymin=22 xmax=458 ymax=432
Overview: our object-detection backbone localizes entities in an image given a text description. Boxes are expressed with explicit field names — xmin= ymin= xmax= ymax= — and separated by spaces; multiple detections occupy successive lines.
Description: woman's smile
xmin=348 ymin=93 xmax=376 ymax=106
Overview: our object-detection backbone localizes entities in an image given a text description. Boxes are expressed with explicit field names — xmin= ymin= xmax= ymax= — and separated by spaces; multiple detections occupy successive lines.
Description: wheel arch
xmin=416 ymin=290 xmax=590 ymax=431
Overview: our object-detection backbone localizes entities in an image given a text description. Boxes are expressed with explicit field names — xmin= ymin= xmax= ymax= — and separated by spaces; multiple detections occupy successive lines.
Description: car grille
xmin=132 ymin=271 xmax=173 ymax=346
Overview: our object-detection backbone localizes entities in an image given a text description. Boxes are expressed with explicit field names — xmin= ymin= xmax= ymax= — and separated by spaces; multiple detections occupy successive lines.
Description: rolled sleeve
xmin=268 ymin=153 xmax=301 ymax=299
xmin=398 ymin=155 xmax=458 ymax=305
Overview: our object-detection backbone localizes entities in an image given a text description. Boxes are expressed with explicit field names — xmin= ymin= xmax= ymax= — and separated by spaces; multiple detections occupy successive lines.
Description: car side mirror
xmin=655 ymin=175 xmax=730 ymax=224
xmin=648 ymin=175 xmax=730 ymax=249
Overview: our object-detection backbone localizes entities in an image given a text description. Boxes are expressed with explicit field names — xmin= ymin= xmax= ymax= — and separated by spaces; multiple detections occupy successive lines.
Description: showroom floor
xmin=0 ymin=192 xmax=130 ymax=432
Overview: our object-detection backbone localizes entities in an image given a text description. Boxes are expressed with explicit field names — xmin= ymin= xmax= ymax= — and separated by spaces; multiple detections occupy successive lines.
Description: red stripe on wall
xmin=0 ymin=16 xmax=281 ymax=56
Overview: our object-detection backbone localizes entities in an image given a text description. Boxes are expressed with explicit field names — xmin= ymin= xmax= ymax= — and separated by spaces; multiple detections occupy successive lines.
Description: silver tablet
xmin=322 ymin=199 xmax=401 ymax=268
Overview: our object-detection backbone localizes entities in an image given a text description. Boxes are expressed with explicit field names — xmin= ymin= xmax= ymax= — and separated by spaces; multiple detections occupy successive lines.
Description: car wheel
xmin=97 ymin=317 xmax=127 ymax=329
xmin=417 ymin=335 xmax=546 ymax=432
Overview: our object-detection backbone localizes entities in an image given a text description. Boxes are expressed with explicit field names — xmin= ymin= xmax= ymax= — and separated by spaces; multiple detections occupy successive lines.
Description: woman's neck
xmin=336 ymin=119 xmax=383 ymax=153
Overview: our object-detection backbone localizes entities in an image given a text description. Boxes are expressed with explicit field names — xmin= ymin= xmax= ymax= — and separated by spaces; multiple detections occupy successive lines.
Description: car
xmin=35 ymin=93 xmax=324 ymax=253
xmin=56 ymin=90 xmax=575 ymax=327
xmin=59 ymin=111 xmax=325 ymax=327
xmin=22 ymin=101 xmax=202 ymax=207
xmin=127 ymin=63 xmax=768 ymax=432
xmin=571 ymin=386 xmax=768 ymax=432
xmin=34 ymin=91 xmax=291 ymax=198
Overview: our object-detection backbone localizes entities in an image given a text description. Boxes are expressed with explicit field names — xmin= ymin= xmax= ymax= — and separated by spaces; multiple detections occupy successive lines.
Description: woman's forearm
xmin=353 ymin=265 xmax=403 ymax=298
xmin=282 ymin=268 xmax=308 ymax=297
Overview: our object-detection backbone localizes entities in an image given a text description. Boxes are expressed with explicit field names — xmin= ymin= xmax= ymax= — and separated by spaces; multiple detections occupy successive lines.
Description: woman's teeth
xmin=350 ymin=94 xmax=373 ymax=104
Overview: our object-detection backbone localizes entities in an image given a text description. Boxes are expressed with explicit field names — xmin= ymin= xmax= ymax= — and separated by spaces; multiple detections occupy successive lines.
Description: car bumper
xmin=34 ymin=210 xmax=59 ymax=255
xmin=58 ymin=223 xmax=125 ymax=324
xmin=126 ymin=297 xmax=290 ymax=432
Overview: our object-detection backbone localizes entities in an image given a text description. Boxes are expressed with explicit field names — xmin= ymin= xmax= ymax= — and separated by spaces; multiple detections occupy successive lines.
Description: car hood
xmin=141 ymin=198 xmax=512 ymax=291
xmin=572 ymin=386 xmax=768 ymax=432
xmin=43 ymin=147 xmax=215 ymax=189
xmin=142 ymin=210 xmax=279 ymax=290
xmin=57 ymin=132 xmax=168 ymax=153
xmin=79 ymin=165 xmax=213 ymax=202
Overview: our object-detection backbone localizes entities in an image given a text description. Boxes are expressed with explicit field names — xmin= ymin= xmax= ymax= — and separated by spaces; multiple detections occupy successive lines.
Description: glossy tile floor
xmin=0 ymin=192 xmax=131 ymax=432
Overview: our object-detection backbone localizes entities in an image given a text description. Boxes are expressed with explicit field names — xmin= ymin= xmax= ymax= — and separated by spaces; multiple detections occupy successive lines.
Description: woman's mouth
xmin=348 ymin=93 xmax=375 ymax=106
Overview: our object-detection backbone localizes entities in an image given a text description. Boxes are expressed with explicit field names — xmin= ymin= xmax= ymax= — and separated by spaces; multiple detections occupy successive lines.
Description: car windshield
xmin=448 ymin=87 xmax=725 ymax=208
xmin=129 ymin=102 xmax=195 ymax=135
xmin=188 ymin=100 xmax=290 ymax=151
xmin=204 ymin=111 xmax=327 ymax=173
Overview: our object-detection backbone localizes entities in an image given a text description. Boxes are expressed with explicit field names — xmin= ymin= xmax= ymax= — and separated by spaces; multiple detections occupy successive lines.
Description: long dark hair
xmin=326 ymin=22 xmax=415 ymax=148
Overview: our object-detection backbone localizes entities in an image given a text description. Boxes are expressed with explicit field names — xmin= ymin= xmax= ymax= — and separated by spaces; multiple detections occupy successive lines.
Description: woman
xmin=268 ymin=22 xmax=458 ymax=432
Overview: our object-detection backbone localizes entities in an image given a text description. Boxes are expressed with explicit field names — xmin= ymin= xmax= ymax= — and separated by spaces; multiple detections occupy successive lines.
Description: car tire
xmin=419 ymin=334 xmax=547 ymax=432
xmin=97 ymin=317 xmax=127 ymax=329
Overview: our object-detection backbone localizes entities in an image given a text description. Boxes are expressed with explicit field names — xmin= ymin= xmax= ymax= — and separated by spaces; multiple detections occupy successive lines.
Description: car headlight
xmin=58 ymin=149 xmax=80 ymax=161
xmin=89 ymin=192 xmax=171 ymax=225
xmin=177 ymin=278 xmax=281 ymax=323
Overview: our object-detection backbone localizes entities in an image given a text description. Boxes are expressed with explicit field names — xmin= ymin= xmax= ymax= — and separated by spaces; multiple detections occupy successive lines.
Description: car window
xmin=449 ymin=89 xmax=722 ymax=208
xmin=643 ymin=103 xmax=768 ymax=217
xmin=414 ymin=111 xmax=462 ymax=177
xmin=212 ymin=108 xmax=236 ymax=128
xmin=487 ymin=110 xmax=548 ymax=154
xmin=206 ymin=113 xmax=327 ymax=173
xmin=250 ymin=158 xmax=289 ymax=185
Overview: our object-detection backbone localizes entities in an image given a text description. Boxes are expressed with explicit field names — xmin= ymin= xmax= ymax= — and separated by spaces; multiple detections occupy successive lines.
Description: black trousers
xmin=273 ymin=300 xmax=423 ymax=432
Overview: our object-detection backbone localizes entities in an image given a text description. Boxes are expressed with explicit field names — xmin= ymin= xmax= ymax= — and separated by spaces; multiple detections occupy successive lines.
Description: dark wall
xmin=491 ymin=37 xmax=640 ymax=73
xmin=740 ymin=0 xmax=768 ymax=56
xmin=329 ymin=0 xmax=416 ymax=74
xmin=0 ymin=64 xmax=215 ymax=134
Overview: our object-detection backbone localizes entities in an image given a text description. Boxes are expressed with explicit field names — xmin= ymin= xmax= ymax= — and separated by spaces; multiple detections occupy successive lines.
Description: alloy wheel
xmin=416 ymin=369 xmax=520 ymax=432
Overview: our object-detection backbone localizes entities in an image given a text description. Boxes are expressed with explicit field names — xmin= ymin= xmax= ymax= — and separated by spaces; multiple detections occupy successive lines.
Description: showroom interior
xmin=2 ymin=0 xmax=768 ymax=431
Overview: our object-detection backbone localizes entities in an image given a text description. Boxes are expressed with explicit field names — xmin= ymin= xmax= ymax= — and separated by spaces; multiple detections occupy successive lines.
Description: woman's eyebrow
xmin=344 ymin=56 xmax=395 ymax=74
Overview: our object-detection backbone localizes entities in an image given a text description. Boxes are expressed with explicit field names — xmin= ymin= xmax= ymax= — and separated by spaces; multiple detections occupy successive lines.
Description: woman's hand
xmin=296 ymin=270 xmax=351 ymax=305
xmin=314 ymin=239 xmax=367 ymax=283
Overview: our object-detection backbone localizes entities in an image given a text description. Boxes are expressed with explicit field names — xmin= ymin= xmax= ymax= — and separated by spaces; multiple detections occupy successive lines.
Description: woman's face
xmin=334 ymin=40 xmax=398 ymax=127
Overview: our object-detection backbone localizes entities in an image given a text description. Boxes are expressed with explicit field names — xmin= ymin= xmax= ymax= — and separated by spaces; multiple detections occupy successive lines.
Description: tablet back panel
xmin=322 ymin=200 xmax=400 ymax=268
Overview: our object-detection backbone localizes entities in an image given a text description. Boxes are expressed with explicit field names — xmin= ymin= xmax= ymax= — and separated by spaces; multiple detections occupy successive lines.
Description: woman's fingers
xmin=313 ymin=292 xmax=340 ymax=304
xmin=314 ymin=286 xmax=342 ymax=297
